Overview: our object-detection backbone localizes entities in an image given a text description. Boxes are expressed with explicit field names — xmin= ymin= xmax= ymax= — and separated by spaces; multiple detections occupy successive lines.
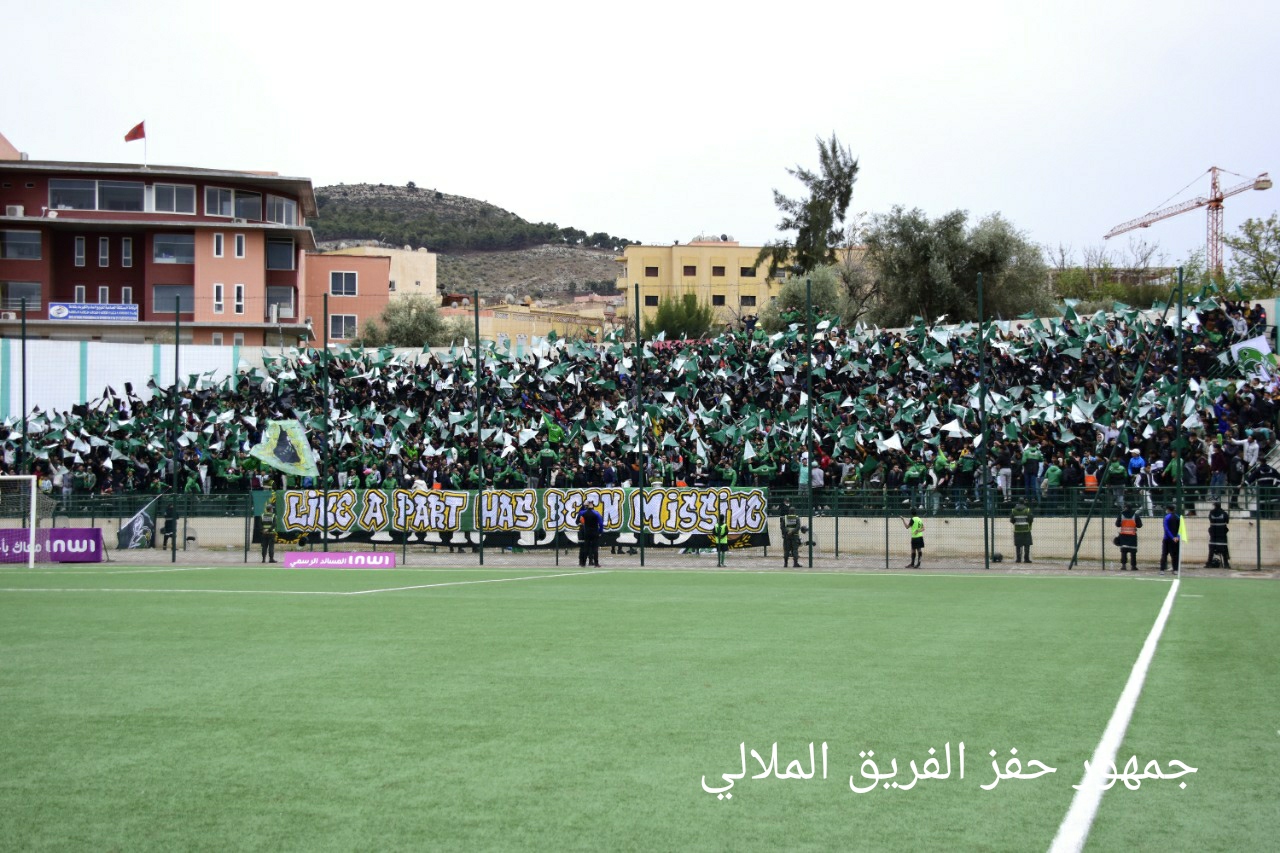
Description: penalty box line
xmin=1048 ymin=577 xmax=1181 ymax=853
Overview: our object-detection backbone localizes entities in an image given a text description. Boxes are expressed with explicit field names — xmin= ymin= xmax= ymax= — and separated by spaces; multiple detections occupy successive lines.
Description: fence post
xmin=1257 ymin=500 xmax=1262 ymax=571
xmin=243 ymin=493 xmax=250 ymax=563
xmin=834 ymin=497 xmax=840 ymax=559
xmin=883 ymin=508 xmax=889 ymax=570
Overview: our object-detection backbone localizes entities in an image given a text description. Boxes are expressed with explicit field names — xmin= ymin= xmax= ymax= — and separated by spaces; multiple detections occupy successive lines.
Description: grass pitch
xmin=0 ymin=566 xmax=1275 ymax=851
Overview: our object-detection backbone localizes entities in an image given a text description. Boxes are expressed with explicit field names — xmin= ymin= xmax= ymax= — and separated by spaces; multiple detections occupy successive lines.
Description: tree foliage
xmin=757 ymin=266 xmax=848 ymax=332
xmin=354 ymin=294 xmax=456 ymax=348
xmin=863 ymin=207 xmax=1052 ymax=326
xmin=643 ymin=293 xmax=716 ymax=340
xmin=757 ymin=134 xmax=860 ymax=277
xmin=1225 ymin=212 xmax=1280 ymax=292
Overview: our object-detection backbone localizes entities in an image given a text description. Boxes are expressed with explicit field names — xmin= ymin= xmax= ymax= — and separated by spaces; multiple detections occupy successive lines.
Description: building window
xmin=233 ymin=333 xmax=244 ymax=346
xmin=712 ymin=294 xmax=726 ymax=306
xmin=265 ymin=195 xmax=296 ymax=225
xmin=213 ymin=233 xmax=224 ymax=258
xmin=740 ymin=267 xmax=757 ymax=278
xmin=683 ymin=265 xmax=696 ymax=277
xmin=0 ymin=282 xmax=41 ymax=311
xmin=330 ymin=314 xmax=357 ymax=339
xmin=122 ymin=237 xmax=133 ymax=268
xmin=265 ymin=238 xmax=294 ymax=270
xmin=213 ymin=284 xmax=224 ymax=314
xmin=74 ymin=285 xmax=86 ymax=304
xmin=211 ymin=333 xmax=224 ymax=346
xmin=205 ymin=187 xmax=233 ymax=217
xmin=154 ymin=234 xmax=195 ymax=264
xmin=266 ymin=286 xmax=294 ymax=319
xmin=389 ymin=280 xmax=397 ymax=292
xmin=74 ymin=236 xmax=85 ymax=267
xmin=98 ymin=285 xmax=110 ymax=304
xmin=234 ymin=234 xmax=246 ymax=259
xmin=97 ymin=181 xmax=144 ymax=212
xmin=49 ymin=179 xmax=96 ymax=210
xmin=644 ymin=266 xmax=659 ymax=277
xmin=153 ymin=284 xmax=195 ymax=313
xmin=712 ymin=266 xmax=726 ymax=277
xmin=234 ymin=284 xmax=245 ymax=315
xmin=234 ymin=192 xmax=262 ymax=221
xmin=330 ymin=271 xmax=357 ymax=296
xmin=98 ymin=237 xmax=110 ymax=267
xmin=740 ymin=295 xmax=757 ymax=307
xmin=644 ymin=295 xmax=659 ymax=307
xmin=0 ymin=230 xmax=41 ymax=260
xmin=121 ymin=286 xmax=132 ymax=305
xmin=153 ymin=184 xmax=196 ymax=214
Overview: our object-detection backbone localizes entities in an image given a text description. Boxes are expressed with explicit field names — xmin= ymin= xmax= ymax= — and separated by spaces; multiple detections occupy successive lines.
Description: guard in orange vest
xmin=1114 ymin=503 xmax=1142 ymax=570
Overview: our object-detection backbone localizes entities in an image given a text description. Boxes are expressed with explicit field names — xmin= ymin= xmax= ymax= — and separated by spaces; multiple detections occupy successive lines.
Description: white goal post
xmin=0 ymin=475 xmax=40 ymax=569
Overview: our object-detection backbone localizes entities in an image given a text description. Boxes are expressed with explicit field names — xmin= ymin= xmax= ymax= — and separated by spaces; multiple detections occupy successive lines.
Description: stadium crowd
xmin=1 ymin=291 xmax=1277 ymax=515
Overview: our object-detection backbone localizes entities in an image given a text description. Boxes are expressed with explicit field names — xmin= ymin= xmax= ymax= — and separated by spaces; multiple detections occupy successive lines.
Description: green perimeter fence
xmin=12 ymin=485 xmax=1279 ymax=570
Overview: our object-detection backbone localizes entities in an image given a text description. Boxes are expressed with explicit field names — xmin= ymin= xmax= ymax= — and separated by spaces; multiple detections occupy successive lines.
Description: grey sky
xmin=4 ymin=0 xmax=1275 ymax=267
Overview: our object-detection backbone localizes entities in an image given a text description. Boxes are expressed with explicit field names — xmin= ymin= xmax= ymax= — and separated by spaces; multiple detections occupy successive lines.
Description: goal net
xmin=0 ymin=476 xmax=56 ymax=567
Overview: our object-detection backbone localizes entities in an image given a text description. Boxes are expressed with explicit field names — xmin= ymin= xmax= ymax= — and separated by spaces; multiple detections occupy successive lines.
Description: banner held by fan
xmin=248 ymin=419 xmax=319 ymax=478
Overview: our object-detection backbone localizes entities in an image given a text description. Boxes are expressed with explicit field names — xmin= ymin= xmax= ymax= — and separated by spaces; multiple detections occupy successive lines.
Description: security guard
xmin=260 ymin=496 xmax=278 ymax=563
xmin=780 ymin=499 xmax=802 ymax=567
xmin=1115 ymin=503 xmax=1142 ymax=570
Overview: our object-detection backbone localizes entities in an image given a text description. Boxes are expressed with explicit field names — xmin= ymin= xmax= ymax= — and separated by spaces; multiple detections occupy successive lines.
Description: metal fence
xmin=19 ymin=485 xmax=1279 ymax=570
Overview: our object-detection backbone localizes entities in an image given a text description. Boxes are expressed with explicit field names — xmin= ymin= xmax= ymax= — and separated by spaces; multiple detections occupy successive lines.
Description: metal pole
xmin=633 ymin=283 xmax=646 ymax=566
xmin=322 ymin=293 xmax=330 ymax=552
xmin=20 ymin=298 xmax=27 ymax=475
xmin=805 ymin=278 xmax=814 ymax=567
xmin=171 ymin=299 xmax=179 ymax=563
xmin=474 ymin=290 xmax=484 ymax=566
xmin=978 ymin=272 xmax=990 ymax=570
xmin=1175 ymin=268 xmax=1184 ymax=578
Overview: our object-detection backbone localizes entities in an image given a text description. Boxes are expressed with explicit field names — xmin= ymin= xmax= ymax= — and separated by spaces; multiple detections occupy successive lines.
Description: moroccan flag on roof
xmin=124 ymin=121 xmax=145 ymax=142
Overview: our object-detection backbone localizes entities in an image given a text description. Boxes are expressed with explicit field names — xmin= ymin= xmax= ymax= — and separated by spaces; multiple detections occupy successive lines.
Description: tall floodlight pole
xmin=475 ymin=290 xmax=484 ymax=566
xmin=805 ymin=278 xmax=814 ymax=567
xmin=634 ymin=283 xmax=645 ymax=567
xmin=978 ymin=273 xmax=990 ymax=570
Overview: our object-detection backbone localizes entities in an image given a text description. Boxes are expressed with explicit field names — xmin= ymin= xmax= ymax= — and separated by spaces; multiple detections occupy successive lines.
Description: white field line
xmin=0 ymin=587 xmax=345 ymax=596
xmin=0 ymin=569 xmax=611 ymax=598
xmin=347 ymin=570 xmax=610 ymax=596
xmin=0 ymin=567 xmax=220 ymax=576
xmin=1048 ymin=577 xmax=1181 ymax=853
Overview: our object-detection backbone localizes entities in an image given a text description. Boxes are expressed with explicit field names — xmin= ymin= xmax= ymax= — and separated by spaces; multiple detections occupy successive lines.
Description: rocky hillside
xmin=437 ymin=245 xmax=620 ymax=300
xmin=312 ymin=182 xmax=631 ymax=300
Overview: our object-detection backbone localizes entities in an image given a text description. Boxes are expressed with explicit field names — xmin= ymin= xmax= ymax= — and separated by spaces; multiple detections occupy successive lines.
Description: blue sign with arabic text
xmin=48 ymin=303 xmax=140 ymax=322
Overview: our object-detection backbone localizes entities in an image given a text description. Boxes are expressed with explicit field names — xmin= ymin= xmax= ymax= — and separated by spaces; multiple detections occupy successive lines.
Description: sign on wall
xmin=48 ymin=303 xmax=139 ymax=322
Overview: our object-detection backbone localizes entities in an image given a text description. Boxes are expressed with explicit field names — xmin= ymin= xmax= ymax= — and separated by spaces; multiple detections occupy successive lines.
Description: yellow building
xmin=440 ymin=300 xmax=611 ymax=347
xmin=615 ymin=236 xmax=782 ymax=325
xmin=324 ymin=245 xmax=437 ymax=303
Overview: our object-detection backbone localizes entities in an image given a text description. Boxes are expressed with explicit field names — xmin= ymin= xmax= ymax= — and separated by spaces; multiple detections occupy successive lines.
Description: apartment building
xmin=0 ymin=130 xmax=388 ymax=346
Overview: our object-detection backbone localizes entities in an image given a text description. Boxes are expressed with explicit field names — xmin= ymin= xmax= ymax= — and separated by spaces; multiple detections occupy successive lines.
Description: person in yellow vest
xmin=713 ymin=513 xmax=730 ymax=567
xmin=902 ymin=514 xmax=925 ymax=568
xmin=260 ymin=496 xmax=278 ymax=563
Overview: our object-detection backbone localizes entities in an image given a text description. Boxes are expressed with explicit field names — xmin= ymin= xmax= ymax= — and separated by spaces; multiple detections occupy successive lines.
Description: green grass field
xmin=0 ymin=566 xmax=1276 ymax=851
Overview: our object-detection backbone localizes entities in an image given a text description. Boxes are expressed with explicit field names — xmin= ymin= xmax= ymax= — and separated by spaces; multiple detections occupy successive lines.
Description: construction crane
xmin=1104 ymin=166 xmax=1272 ymax=278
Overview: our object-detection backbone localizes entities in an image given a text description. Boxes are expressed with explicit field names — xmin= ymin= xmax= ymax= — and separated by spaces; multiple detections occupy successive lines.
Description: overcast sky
xmin=4 ymin=0 xmax=1275 ymax=266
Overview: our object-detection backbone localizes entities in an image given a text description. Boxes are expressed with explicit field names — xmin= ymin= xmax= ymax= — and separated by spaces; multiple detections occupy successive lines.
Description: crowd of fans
xmin=1 ymin=290 xmax=1277 ymax=517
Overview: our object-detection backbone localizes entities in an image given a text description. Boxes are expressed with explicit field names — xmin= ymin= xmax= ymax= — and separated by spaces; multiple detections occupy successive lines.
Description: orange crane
xmin=1104 ymin=166 xmax=1271 ymax=277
